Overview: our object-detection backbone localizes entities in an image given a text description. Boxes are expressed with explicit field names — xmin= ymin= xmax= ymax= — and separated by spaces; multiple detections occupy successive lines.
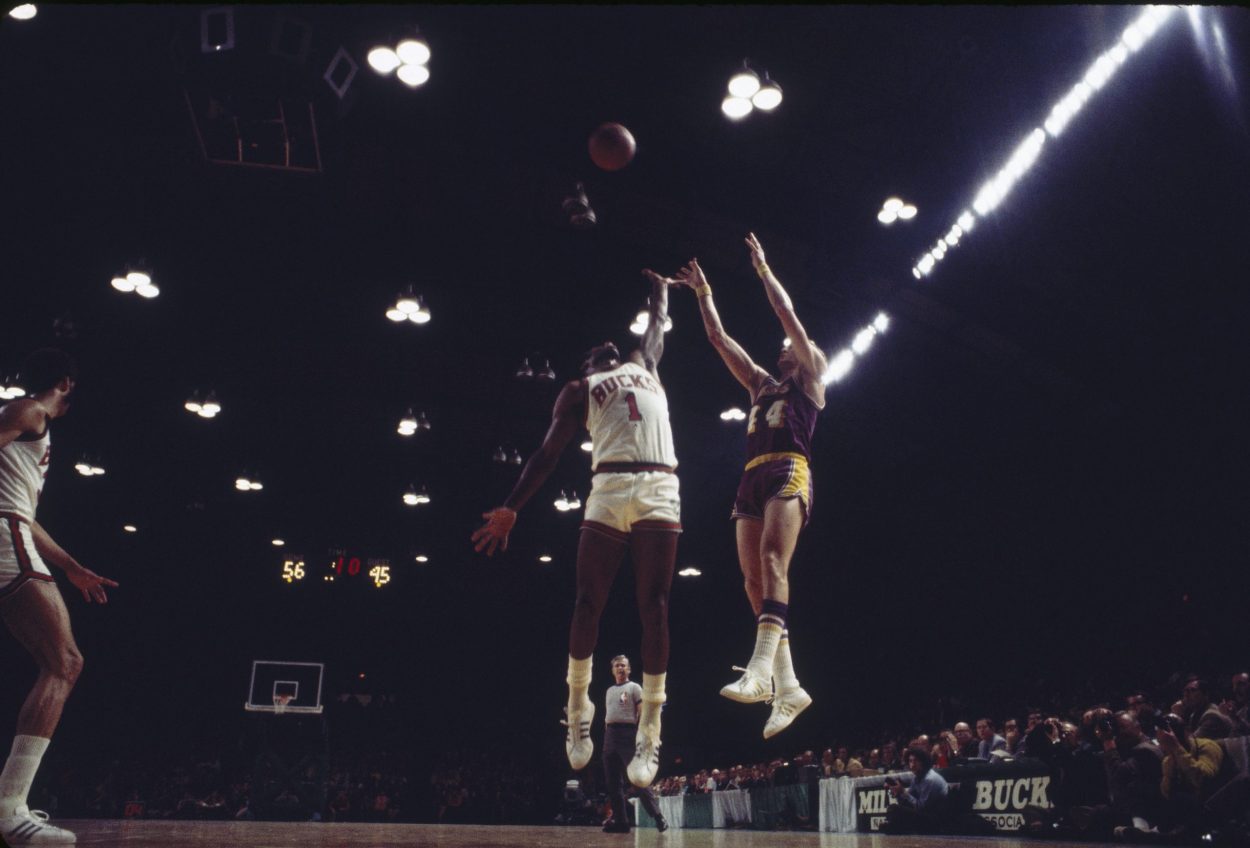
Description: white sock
xmin=566 ymin=655 xmax=592 ymax=714
xmin=774 ymin=631 xmax=800 ymax=692
xmin=640 ymin=672 xmax=666 ymax=739
xmin=746 ymin=621 xmax=783 ymax=678
xmin=0 ymin=735 xmax=50 ymax=817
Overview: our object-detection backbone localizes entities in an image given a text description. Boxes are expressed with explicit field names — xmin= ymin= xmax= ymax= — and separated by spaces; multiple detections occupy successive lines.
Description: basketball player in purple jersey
xmin=473 ymin=271 xmax=679 ymax=788
xmin=673 ymin=234 xmax=827 ymax=739
xmin=0 ymin=349 xmax=118 ymax=845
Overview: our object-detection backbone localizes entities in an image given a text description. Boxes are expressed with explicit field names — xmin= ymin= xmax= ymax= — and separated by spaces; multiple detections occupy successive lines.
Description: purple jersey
xmin=744 ymin=375 xmax=820 ymax=464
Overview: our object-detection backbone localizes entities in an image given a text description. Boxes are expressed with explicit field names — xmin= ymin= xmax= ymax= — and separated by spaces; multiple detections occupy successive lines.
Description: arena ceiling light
xmin=122 ymin=524 xmax=137 ymax=533
xmin=722 ymin=61 xmax=783 ymax=120
xmin=74 ymin=456 xmax=106 ymax=477
xmin=538 ymin=554 xmax=553 ymax=564
xmin=110 ymin=264 xmax=160 ymax=299
xmin=368 ymin=31 xmax=431 ymax=89
xmin=678 ymin=567 xmax=702 ymax=577
xmin=821 ymin=312 xmax=890 ymax=386
xmin=397 ymin=409 xmax=429 ymax=437
xmin=910 ymin=5 xmax=1178 ymax=281
xmin=234 ymin=473 xmax=263 ymax=492
xmin=877 ymin=197 xmax=917 ymax=225
xmin=554 ymin=490 xmax=582 ymax=512
xmin=719 ymin=407 xmax=747 ymax=421
xmin=516 ymin=356 xmax=556 ymax=382
xmin=271 ymin=538 xmax=285 ymax=547
xmin=7 ymin=4 xmax=35 ymax=20
xmin=630 ymin=302 xmax=673 ymax=335
xmin=403 ymin=484 xmax=431 ymax=506
xmin=414 ymin=554 xmax=429 ymax=563
xmin=0 ymin=376 xmax=25 ymax=400
xmin=385 ymin=288 xmax=431 ymax=324
xmin=184 ymin=391 xmax=221 ymax=419
xmin=580 ymin=440 xmax=593 ymax=453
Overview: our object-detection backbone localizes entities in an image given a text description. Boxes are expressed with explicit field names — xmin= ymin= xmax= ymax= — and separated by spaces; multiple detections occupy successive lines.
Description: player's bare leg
xmin=626 ymin=529 xmax=677 ymax=788
xmin=564 ymin=528 xmax=628 ymax=770
xmin=0 ymin=580 xmax=82 ymax=844
xmin=758 ymin=498 xmax=811 ymax=738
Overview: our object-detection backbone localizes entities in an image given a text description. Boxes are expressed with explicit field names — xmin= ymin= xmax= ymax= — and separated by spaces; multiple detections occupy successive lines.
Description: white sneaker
xmin=562 ymin=701 xmax=594 ymax=770
xmin=719 ymin=665 xmax=773 ymax=704
xmin=763 ymin=686 xmax=812 ymax=739
xmin=0 ymin=807 xmax=76 ymax=844
xmin=626 ymin=731 xmax=661 ymax=788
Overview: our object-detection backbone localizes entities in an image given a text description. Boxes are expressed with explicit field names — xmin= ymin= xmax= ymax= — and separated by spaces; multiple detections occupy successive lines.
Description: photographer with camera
xmin=880 ymin=746 xmax=949 ymax=835
xmin=1097 ymin=711 xmax=1165 ymax=840
xmin=1155 ymin=712 xmax=1224 ymax=841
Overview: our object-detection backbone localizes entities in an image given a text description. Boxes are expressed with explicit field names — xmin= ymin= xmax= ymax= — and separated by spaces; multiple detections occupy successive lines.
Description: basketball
xmin=588 ymin=122 xmax=636 ymax=171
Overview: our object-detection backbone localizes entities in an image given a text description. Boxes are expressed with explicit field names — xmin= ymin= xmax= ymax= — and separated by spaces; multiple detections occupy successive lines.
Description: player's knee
xmin=761 ymin=550 xmax=788 ymax=583
xmin=572 ymin=591 xmax=604 ymax=619
xmin=639 ymin=590 xmax=668 ymax=621
xmin=52 ymin=645 xmax=84 ymax=685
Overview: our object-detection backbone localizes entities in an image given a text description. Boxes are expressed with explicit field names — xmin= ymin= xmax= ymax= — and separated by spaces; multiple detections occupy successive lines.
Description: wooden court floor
xmin=60 ymin=819 xmax=1126 ymax=847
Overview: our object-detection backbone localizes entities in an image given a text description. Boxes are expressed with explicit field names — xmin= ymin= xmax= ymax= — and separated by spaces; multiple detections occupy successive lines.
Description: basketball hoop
xmin=273 ymin=694 xmax=293 ymax=715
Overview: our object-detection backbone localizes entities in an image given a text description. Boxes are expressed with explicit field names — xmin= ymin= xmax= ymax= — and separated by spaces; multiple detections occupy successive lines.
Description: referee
xmin=602 ymin=655 xmax=667 ymax=833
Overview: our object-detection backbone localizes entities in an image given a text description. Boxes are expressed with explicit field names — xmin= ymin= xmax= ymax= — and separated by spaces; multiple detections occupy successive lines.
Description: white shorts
xmin=0 ymin=515 xmax=53 ymax=602
xmin=581 ymin=471 xmax=681 ymax=543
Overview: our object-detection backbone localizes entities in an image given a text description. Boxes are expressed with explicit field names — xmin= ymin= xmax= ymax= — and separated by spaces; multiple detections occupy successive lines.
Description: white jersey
xmin=0 ymin=411 xmax=50 ymax=523
xmin=585 ymin=361 xmax=677 ymax=470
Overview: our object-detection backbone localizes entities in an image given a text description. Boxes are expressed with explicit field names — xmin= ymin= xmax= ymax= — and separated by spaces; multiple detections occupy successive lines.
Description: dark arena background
xmin=1 ymin=4 xmax=1249 ymax=847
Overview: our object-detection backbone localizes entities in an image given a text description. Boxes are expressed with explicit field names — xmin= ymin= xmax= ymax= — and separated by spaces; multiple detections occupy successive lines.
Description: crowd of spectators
xmin=26 ymin=670 xmax=1250 ymax=843
xmin=648 ymin=670 xmax=1250 ymax=844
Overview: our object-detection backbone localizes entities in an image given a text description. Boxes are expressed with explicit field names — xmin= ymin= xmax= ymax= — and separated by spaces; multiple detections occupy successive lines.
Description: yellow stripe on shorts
xmin=743 ymin=451 xmax=808 ymax=472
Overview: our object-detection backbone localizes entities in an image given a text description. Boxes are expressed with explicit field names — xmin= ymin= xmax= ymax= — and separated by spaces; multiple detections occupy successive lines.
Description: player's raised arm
xmin=746 ymin=233 xmax=828 ymax=382
xmin=632 ymin=270 xmax=670 ymax=377
xmin=675 ymin=259 xmax=768 ymax=395
xmin=471 ymin=379 xmax=584 ymax=556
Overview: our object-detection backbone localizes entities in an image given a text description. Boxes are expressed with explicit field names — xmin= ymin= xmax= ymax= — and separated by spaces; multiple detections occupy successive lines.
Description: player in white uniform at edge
xmin=0 ymin=349 xmax=118 ymax=845
xmin=473 ymin=270 xmax=679 ymax=789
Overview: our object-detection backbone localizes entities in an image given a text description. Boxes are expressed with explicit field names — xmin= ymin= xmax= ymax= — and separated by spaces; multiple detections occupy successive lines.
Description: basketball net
xmin=274 ymin=694 xmax=293 ymax=715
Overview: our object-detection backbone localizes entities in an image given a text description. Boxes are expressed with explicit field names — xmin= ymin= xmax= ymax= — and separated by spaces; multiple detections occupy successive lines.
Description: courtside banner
xmin=854 ymin=760 xmax=1052 ymax=833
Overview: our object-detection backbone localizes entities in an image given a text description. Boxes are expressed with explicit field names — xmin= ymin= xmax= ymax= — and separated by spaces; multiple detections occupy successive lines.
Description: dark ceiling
xmin=2 ymin=5 xmax=1249 ymax=760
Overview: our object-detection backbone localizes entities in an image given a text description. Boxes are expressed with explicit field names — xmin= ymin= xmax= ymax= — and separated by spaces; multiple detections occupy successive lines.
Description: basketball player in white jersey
xmin=473 ymin=271 xmax=678 ymax=789
xmin=0 ymin=349 xmax=117 ymax=845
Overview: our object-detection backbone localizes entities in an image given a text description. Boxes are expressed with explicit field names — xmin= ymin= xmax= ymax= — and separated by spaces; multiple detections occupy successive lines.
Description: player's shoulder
xmin=0 ymin=399 xmax=44 ymax=428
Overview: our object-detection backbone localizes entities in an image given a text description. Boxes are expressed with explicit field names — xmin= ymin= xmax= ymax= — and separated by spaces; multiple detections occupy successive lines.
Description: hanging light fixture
xmin=398 ymin=408 xmax=418 ymax=436
xmin=554 ymin=490 xmax=570 ymax=512
xmin=751 ymin=71 xmax=783 ymax=110
xmin=566 ymin=491 xmax=582 ymax=510
xmin=561 ymin=182 xmax=596 ymax=229
xmin=387 ymin=288 xmax=430 ymax=324
xmin=510 ymin=448 xmax=523 ymax=466
xmin=535 ymin=359 xmax=556 ymax=382
xmin=492 ymin=445 xmax=508 ymax=463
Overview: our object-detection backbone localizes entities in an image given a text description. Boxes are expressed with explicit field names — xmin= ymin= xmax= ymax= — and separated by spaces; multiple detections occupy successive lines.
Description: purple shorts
xmin=731 ymin=454 xmax=812 ymax=525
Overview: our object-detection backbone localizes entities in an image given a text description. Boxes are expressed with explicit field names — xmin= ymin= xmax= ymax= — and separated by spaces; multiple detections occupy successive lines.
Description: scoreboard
xmin=281 ymin=549 xmax=393 ymax=588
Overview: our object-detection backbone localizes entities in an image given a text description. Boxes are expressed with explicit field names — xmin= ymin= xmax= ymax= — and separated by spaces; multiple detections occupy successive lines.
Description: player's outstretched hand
xmin=67 ymin=564 xmax=119 ymax=604
xmin=642 ymin=269 xmax=678 ymax=287
xmin=472 ymin=507 xmax=517 ymax=557
xmin=674 ymin=259 xmax=706 ymax=289
xmin=745 ymin=232 xmax=767 ymax=272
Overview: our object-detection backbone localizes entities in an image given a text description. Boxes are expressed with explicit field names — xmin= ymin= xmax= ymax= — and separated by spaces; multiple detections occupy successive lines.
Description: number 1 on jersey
xmin=624 ymin=392 xmax=643 ymax=422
